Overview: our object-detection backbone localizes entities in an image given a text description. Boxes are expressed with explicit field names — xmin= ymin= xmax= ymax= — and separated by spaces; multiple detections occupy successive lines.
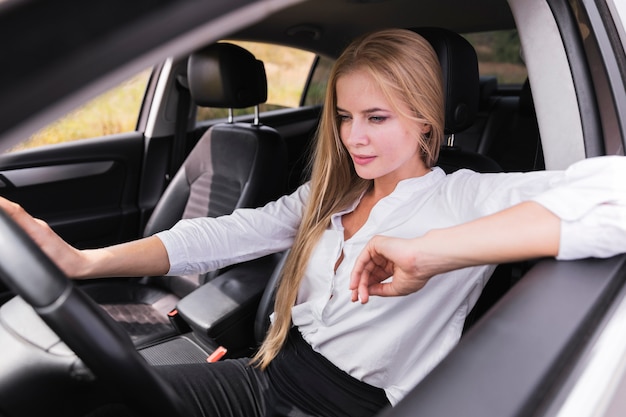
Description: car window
xmin=196 ymin=41 xmax=318 ymax=122
xmin=463 ymin=29 xmax=527 ymax=85
xmin=7 ymin=69 xmax=152 ymax=153
xmin=302 ymin=55 xmax=333 ymax=107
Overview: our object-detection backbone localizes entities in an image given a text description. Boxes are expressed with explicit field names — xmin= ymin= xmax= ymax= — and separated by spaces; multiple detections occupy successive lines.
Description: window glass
xmin=8 ymin=69 xmax=152 ymax=152
xmin=303 ymin=56 xmax=333 ymax=106
xmin=464 ymin=30 xmax=528 ymax=84
xmin=196 ymin=41 xmax=317 ymax=122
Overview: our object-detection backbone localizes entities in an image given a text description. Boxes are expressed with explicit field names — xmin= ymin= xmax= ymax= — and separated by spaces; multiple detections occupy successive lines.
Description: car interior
xmin=0 ymin=25 xmax=540 ymax=353
xmin=68 ymin=27 xmax=536 ymax=363
xmin=1 ymin=0 xmax=624 ymax=416
xmin=78 ymin=41 xmax=289 ymax=345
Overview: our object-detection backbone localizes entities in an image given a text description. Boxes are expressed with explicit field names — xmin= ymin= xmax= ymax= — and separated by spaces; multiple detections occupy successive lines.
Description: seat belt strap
xmin=167 ymin=76 xmax=191 ymax=184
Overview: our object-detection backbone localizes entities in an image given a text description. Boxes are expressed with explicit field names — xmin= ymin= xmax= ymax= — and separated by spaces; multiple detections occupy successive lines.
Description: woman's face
xmin=336 ymin=68 xmax=431 ymax=190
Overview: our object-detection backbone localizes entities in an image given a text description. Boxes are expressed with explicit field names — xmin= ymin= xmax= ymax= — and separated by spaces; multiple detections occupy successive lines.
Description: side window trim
xmin=301 ymin=55 xmax=321 ymax=107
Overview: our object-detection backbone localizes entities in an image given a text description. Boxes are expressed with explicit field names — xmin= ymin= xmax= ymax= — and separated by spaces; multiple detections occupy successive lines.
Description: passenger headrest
xmin=479 ymin=75 xmax=498 ymax=108
xmin=187 ymin=43 xmax=268 ymax=108
xmin=519 ymin=78 xmax=535 ymax=117
xmin=411 ymin=27 xmax=479 ymax=134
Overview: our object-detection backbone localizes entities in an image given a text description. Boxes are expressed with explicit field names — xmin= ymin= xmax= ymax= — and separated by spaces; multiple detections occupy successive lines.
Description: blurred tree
xmin=493 ymin=30 xmax=522 ymax=64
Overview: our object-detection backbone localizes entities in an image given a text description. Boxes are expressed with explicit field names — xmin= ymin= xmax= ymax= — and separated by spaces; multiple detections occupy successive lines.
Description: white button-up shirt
xmin=157 ymin=156 xmax=626 ymax=405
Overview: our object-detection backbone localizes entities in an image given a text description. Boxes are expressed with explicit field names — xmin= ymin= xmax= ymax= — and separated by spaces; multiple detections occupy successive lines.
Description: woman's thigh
xmin=154 ymin=358 xmax=270 ymax=417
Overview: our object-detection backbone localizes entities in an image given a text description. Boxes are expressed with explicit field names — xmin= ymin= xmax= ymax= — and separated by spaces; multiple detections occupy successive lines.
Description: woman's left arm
xmin=350 ymin=201 xmax=560 ymax=303
xmin=350 ymin=156 xmax=626 ymax=303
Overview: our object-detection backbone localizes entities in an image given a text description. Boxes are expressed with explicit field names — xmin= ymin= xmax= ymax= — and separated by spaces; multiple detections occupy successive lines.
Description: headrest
xmin=518 ymin=78 xmax=535 ymax=117
xmin=411 ymin=27 xmax=479 ymax=134
xmin=479 ymin=75 xmax=498 ymax=108
xmin=187 ymin=43 xmax=268 ymax=108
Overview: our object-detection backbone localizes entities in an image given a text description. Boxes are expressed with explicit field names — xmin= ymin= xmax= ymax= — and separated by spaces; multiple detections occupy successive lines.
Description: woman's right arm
xmin=0 ymin=197 xmax=170 ymax=279
xmin=0 ymin=182 xmax=310 ymax=279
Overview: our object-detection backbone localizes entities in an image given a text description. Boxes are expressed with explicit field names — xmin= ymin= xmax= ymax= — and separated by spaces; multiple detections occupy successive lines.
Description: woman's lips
xmin=352 ymin=154 xmax=376 ymax=165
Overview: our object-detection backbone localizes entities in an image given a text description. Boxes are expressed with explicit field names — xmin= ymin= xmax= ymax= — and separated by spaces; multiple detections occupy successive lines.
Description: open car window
xmin=6 ymin=69 xmax=152 ymax=153
xmin=464 ymin=29 xmax=527 ymax=86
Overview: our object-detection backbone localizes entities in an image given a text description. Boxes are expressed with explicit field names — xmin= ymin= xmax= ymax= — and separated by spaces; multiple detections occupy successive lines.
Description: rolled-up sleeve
xmin=155 ymin=183 xmax=310 ymax=276
xmin=530 ymin=156 xmax=626 ymax=260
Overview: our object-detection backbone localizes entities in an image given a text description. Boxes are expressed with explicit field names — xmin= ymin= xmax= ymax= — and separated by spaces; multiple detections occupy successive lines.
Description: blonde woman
xmin=1 ymin=29 xmax=624 ymax=417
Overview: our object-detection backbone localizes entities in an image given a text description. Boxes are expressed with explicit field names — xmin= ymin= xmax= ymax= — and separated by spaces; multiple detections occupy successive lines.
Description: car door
xmin=382 ymin=0 xmax=626 ymax=416
xmin=0 ymin=68 xmax=169 ymax=250
xmin=0 ymin=42 xmax=330 ymax=250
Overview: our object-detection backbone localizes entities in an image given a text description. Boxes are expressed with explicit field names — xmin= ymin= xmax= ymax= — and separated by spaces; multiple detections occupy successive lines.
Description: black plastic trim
xmin=0 ymin=161 xmax=114 ymax=188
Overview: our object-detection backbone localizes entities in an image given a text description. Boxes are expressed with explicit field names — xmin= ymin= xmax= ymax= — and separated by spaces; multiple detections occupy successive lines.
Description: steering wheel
xmin=0 ymin=209 xmax=190 ymax=417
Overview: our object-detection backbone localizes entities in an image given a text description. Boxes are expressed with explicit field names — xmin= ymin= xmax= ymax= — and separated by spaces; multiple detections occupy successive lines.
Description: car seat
xmin=481 ymin=78 xmax=545 ymax=172
xmin=80 ymin=43 xmax=288 ymax=344
xmin=416 ymin=27 xmax=503 ymax=174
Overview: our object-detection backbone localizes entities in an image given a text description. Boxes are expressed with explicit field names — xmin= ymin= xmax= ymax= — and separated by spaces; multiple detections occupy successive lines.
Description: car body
xmin=0 ymin=0 xmax=625 ymax=416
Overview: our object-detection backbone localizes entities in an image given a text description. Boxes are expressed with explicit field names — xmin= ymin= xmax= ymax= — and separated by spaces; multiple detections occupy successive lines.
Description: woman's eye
xmin=337 ymin=114 xmax=351 ymax=122
xmin=369 ymin=116 xmax=387 ymax=123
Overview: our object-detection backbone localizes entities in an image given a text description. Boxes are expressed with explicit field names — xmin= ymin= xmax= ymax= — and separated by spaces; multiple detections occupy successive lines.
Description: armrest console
xmin=176 ymin=253 xmax=281 ymax=352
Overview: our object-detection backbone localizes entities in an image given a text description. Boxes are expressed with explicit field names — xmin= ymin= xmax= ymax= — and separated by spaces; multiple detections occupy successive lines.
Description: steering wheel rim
xmin=0 ymin=209 xmax=190 ymax=417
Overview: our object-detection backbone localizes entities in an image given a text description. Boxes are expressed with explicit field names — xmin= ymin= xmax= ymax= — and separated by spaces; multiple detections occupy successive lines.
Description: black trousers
xmin=155 ymin=328 xmax=390 ymax=417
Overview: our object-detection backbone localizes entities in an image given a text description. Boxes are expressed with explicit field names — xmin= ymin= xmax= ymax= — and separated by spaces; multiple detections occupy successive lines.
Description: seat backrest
xmin=144 ymin=43 xmax=288 ymax=297
xmin=444 ymin=75 xmax=499 ymax=154
xmin=411 ymin=27 xmax=502 ymax=173
xmin=480 ymin=78 xmax=544 ymax=172
xmin=253 ymin=27 xmax=502 ymax=344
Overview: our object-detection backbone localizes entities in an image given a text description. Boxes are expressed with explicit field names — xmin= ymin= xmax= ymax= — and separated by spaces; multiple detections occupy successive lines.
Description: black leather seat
xmin=412 ymin=27 xmax=502 ymax=174
xmin=481 ymin=78 xmax=544 ymax=172
xmin=81 ymin=43 xmax=288 ymax=344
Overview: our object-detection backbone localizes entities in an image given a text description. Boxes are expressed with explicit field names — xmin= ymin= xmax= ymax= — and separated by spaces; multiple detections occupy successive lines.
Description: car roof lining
xmin=232 ymin=0 xmax=516 ymax=57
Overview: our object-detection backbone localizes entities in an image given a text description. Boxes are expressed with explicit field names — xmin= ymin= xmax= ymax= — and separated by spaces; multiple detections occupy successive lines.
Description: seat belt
xmin=167 ymin=75 xmax=191 ymax=184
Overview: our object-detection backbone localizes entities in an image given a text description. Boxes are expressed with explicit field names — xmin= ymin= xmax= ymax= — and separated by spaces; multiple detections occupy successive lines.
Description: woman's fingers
xmin=351 ymin=236 xmax=402 ymax=303
xmin=351 ymin=235 xmax=432 ymax=303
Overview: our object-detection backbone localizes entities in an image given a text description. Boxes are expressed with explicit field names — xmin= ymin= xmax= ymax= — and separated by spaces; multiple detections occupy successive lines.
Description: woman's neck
xmin=371 ymin=165 xmax=431 ymax=201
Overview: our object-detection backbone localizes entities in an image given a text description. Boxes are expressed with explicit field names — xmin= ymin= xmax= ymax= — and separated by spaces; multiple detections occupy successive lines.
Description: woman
xmin=1 ymin=29 xmax=624 ymax=416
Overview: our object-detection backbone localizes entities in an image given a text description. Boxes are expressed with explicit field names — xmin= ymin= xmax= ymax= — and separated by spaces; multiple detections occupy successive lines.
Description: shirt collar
xmin=330 ymin=167 xmax=446 ymax=228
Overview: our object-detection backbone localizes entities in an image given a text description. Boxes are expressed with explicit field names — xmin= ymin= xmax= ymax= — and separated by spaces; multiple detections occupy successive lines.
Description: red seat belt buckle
xmin=167 ymin=308 xmax=190 ymax=333
xmin=207 ymin=346 xmax=228 ymax=363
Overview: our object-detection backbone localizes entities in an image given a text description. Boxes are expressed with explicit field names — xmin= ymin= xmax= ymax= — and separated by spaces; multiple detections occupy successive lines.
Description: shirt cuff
xmin=531 ymin=156 xmax=626 ymax=260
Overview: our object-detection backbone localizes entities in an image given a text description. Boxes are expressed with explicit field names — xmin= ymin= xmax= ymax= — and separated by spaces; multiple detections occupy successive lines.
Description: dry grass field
xmin=11 ymin=70 xmax=151 ymax=152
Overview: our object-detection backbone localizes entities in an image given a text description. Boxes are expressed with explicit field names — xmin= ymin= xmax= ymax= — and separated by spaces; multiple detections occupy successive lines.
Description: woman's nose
xmin=344 ymin=119 xmax=368 ymax=146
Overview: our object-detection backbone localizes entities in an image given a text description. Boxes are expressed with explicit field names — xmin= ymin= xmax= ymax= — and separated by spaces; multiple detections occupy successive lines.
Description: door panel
xmin=0 ymin=133 xmax=148 ymax=249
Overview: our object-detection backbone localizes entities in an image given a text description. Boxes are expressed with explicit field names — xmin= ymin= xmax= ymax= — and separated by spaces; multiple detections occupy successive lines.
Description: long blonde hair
xmin=253 ymin=28 xmax=444 ymax=368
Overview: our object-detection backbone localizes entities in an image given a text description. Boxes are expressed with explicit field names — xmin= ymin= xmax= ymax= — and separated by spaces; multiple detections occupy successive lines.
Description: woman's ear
xmin=421 ymin=123 xmax=432 ymax=135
